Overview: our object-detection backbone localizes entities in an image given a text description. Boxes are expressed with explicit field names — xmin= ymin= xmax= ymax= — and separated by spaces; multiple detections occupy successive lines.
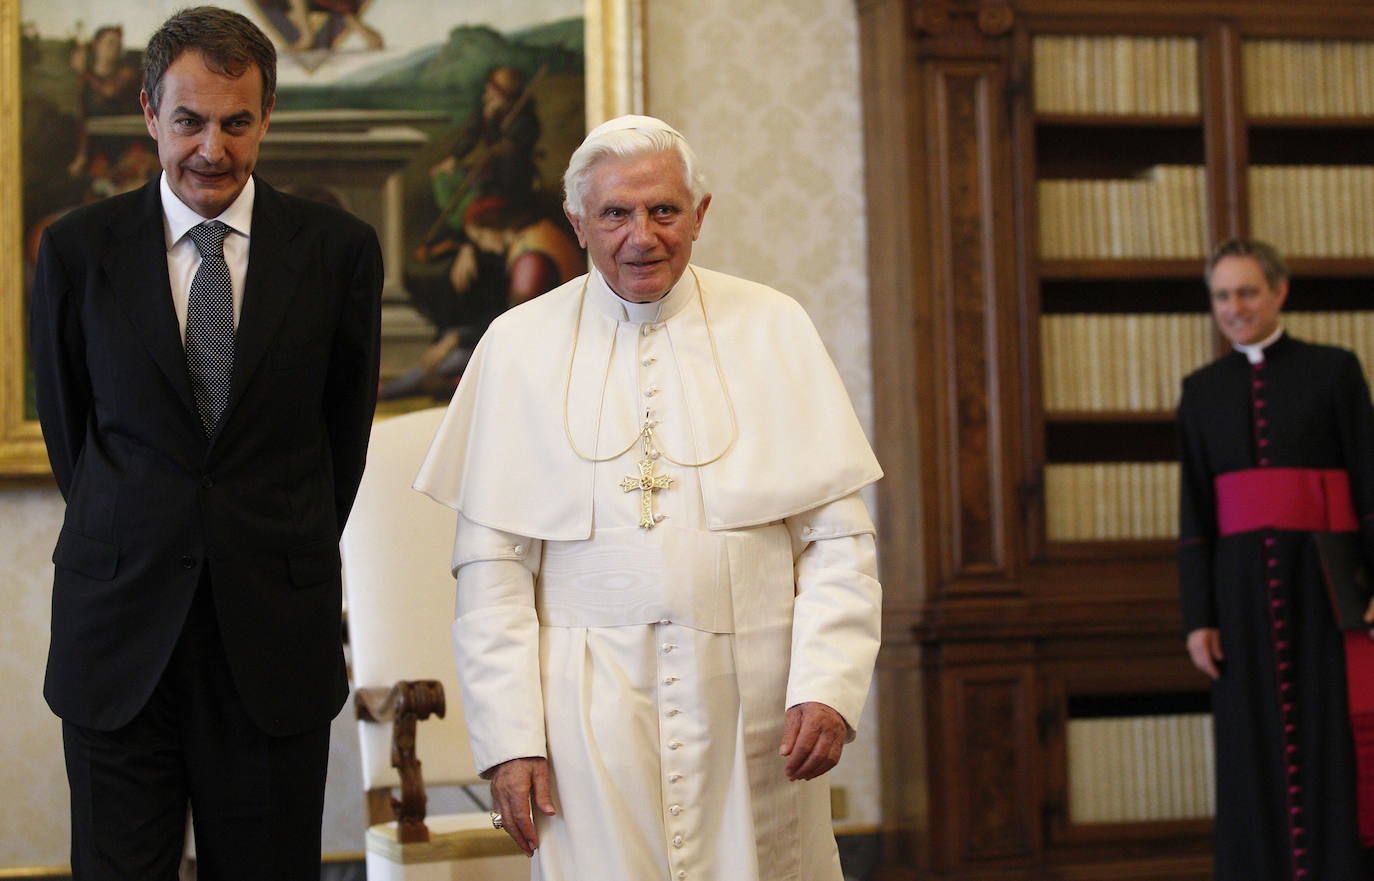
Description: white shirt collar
xmin=1234 ymin=325 xmax=1285 ymax=364
xmin=160 ymin=173 xmax=255 ymax=251
xmin=588 ymin=266 xmax=696 ymax=324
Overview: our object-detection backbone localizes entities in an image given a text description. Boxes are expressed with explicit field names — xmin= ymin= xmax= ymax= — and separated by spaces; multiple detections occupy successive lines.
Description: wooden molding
xmin=356 ymin=680 xmax=446 ymax=844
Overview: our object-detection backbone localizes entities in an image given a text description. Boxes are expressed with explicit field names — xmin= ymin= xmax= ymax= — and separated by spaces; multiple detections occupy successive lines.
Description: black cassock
xmin=1178 ymin=332 xmax=1374 ymax=881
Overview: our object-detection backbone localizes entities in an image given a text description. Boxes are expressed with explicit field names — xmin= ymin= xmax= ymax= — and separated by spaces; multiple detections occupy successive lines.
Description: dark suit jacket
xmin=31 ymin=176 xmax=383 ymax=736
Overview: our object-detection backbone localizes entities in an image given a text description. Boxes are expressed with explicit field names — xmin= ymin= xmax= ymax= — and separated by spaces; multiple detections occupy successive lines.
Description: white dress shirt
xmin=160 ymin=173 xmax=255 ymax=338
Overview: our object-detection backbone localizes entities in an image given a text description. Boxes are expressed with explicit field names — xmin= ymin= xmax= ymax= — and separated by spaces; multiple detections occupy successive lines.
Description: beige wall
xmin=644 ymin=0 xmax=880 ymax=830
xmin=0 ymin=488 xmax=69 ymax=865
xmin=0 ymin=0 xmax=878 ymax=867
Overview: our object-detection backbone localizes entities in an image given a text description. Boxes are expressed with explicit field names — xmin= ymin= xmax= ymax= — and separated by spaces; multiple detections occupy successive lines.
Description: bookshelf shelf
xmin=1039 ymin=259 xmax=1204 ymax=280
xmin=1248 ymin=116 xmax=1374 ymax=129
xmin=1035 ymin=113 xmax=1202 ymax=128
xmin=1045 ymin=539 xmax=1175 ymax=561
xmin=1286 ymin=258 xmax=1374 ymax=278
xmin=1046 ymin=410 xmax=1175 ymax=423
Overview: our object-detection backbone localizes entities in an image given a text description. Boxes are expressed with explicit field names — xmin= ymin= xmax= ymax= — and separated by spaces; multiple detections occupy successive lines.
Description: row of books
xmin=1244 ymin=39 xmax=1374 ymax=117
xmin=1067 ymin=714 xmax=1215 ymax=824
xmin=1045 ymin=462 xmax=1178 ymax=542
xmin=1251 ymin=166 xmax=1374 ymax=258
xmin=1041 ymin=314 xmax=1213 ymax=412
xmin=1038 ymin=167 xmax=1208 ymax=260
xmin=1033 ymin=35 xmax=1200 ymax=116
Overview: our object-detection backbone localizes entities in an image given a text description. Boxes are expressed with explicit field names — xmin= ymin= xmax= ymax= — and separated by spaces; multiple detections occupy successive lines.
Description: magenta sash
xmin=1215 ymin=467 xmax=1358 ymax=536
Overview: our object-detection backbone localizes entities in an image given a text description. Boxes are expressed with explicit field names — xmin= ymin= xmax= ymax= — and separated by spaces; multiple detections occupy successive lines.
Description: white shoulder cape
xmin=413 ymin=265 xmax=882 ymax=539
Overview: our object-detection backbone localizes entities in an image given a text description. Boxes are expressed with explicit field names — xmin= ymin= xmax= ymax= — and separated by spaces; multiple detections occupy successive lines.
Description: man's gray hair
xmin=563 ymin=118 xmax=708 ymax=217
xmin=1206 ymin=237 xmax=1289 ymax=288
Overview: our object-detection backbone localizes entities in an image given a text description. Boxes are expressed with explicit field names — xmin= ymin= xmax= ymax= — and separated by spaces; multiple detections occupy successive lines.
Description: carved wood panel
xmin=923 ymin=58 xmax=1019 ymax=587
xmin=952 ymin=666 xmax=1037 ymax=861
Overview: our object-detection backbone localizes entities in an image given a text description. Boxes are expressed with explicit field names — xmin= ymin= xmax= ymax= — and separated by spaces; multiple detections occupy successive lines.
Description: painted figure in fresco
xmin=256 ymin=0 xmax=385 ymax=50
xmin=66 ymin=24 xmax=156 ymax=193
xmin=383 ymin=194 xmax=582 ymax=400
xmin=387 ymin=65 xmax=552 ymax=401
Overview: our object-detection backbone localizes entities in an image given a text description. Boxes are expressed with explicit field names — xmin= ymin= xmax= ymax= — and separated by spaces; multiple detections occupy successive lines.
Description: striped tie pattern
xmin=184 ymin=221 xmax=235 ymax=434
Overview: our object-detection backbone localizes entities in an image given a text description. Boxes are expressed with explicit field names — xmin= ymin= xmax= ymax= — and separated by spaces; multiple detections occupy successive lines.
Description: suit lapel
xmin=216 ymin=179 xmax=306 ymax=439
xmin=106 ymin=181 xmax=198 ymax=416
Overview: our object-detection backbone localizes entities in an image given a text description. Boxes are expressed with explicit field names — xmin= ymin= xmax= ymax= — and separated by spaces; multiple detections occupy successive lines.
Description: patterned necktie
xmin=184 ymin=221 xmax=235 ymax=434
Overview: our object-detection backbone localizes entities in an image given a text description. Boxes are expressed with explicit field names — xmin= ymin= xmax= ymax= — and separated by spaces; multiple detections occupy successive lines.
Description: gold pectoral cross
xmin=620 ymin=457 xmax=674 ymax=529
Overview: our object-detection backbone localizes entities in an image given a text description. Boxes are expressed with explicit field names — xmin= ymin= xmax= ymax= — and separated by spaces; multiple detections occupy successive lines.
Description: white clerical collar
xmin=1233 ymin=325 xmax=1285 ymax=364
xmin=160 ymin=172 xmax=255 ymax=251
xmin=589 ymin=266 xmax=697 ymax=324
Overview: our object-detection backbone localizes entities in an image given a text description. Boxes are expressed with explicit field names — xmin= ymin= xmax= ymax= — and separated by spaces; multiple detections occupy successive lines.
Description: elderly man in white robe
xmin=414 ymin=115 xmax=882 ymax=881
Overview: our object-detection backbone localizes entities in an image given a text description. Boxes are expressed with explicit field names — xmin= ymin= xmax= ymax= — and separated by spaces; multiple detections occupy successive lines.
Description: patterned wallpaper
xmin=646 ymin=0 xmax=875 ymax=437
xmin=0 ymin=0 xmax=881 ymax=868
xmin=646 ymin=0 xmax=880 ymax=829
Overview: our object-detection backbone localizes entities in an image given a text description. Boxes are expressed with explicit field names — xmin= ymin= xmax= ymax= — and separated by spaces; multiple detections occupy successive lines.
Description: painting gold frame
xmin=0 ymin=0 xmax=644 ymax=477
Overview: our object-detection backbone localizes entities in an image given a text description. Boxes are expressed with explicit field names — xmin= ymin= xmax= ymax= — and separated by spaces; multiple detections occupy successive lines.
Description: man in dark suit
xmin=29 ymin=7 xmax=382 ymax=878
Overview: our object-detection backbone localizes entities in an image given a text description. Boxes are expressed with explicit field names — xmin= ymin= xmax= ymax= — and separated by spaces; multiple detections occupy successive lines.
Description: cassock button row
xmin=642 ymin=355 xmax=658 ymax=366
xmin=660 ymin=618 xmax=672 ymax=625
xmin=668 ymin=804 xmax=682 ymax=816
xmin=668 ymin=773 xmax=683 ymax=782
xmin=180 ymin=556 xmax=196 ymax=569
xmin=662 ymin=643 xmax=676 ymax=653
xmin=667 ymin=708 xmax=682 ymax=717
xmin=677 ymin=872 xmax=687 ymax=880
xmin=664 ymin=676 xmax=679 ymax=685
xmin=668 ymin=740 xmax=684 ymax=750
xmin=672 ymin=835 xmax=684 ymax=848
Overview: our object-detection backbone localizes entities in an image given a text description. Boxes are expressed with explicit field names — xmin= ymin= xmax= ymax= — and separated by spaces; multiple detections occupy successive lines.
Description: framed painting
xmin=0 ymin=0 xmax=644 ymax=475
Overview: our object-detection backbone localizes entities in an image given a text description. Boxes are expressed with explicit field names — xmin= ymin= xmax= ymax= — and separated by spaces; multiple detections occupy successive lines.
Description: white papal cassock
xmin=414 ymin=265 xmax=882 ymax=881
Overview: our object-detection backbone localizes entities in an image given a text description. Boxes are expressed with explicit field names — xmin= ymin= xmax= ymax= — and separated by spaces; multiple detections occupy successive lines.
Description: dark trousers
xmin=63 ymin=576 xmax=331 ymax=880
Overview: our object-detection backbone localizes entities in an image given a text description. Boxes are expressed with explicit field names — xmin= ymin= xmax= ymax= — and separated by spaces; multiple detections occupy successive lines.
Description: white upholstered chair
xmin=341 ymin=406 xmax=526 ymax=880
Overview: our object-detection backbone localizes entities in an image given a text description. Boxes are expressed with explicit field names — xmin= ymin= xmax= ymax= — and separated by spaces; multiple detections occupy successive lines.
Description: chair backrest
xmin=342 ymin=406 xmax=480 ymax=789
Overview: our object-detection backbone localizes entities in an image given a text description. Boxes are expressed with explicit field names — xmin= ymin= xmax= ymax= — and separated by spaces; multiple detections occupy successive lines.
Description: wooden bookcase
xmin=856 ymin=2 xmax=1374 ymax=879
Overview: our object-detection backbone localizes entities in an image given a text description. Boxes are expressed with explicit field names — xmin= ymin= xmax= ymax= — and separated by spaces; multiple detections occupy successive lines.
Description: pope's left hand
xmin=779 ymin=701 xmax=847 ymax=781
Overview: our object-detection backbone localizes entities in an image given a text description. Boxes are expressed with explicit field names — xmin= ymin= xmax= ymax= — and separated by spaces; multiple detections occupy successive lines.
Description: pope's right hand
xmin=488 ymin=756 xmax=556 ymax=857
xmin=1185 ymin=627 xmax=1224 ymax=680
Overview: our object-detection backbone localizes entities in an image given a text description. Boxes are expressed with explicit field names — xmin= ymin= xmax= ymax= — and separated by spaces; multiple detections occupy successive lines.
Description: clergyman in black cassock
xmin=1179 ymin=238 xmax=1374 ymax=881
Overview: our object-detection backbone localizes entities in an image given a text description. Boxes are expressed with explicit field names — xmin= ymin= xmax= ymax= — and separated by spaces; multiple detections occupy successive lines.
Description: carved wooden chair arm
xmin=355 ymin=679 xmax=446 ymax=843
